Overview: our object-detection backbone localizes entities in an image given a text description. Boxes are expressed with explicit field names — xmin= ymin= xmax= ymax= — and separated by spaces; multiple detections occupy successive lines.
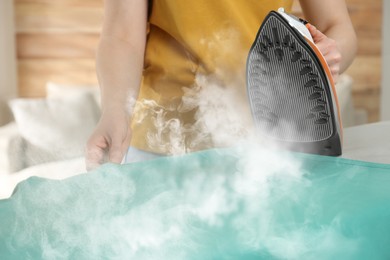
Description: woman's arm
xmin=299 ymin=0 xmax=357 ymax=81
xmin=86 ymin=0 xmax=148 ymax=170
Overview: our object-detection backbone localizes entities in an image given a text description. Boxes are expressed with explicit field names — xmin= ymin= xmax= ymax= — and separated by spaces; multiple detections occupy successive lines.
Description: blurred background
xmin=0 ymin=0 xmax=388 ymax=126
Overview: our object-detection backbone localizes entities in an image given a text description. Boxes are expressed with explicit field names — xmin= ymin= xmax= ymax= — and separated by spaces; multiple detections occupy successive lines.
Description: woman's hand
xmin=85 ymin=0 xmax=147 ymax=171
xmin=307 ymin=24 xmax=342 ymax=83
xmin=85 ymin=108 xmax=132 ymax=171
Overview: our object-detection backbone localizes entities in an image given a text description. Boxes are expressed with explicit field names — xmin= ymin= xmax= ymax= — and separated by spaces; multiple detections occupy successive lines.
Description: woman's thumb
xmin=307 ymin=24 xmax=326 ymax=43
xmin=109 ymin=138 xmax=125 ymax=163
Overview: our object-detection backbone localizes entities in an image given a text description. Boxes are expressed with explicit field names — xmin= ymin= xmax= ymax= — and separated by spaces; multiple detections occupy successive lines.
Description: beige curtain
xmin=0 ymin=0 xmax=17 ymax=126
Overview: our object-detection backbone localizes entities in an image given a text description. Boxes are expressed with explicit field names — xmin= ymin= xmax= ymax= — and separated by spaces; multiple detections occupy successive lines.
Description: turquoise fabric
xmin=1 ymin=147 xmax=390 ymax=259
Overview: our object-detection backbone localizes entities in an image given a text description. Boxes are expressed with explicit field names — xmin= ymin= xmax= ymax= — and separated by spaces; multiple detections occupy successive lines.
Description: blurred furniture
xmin=0 ymin=83 xmax=100 ymax=199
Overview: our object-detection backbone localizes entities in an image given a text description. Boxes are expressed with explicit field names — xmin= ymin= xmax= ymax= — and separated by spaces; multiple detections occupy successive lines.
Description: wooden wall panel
xmin=14 ymin=0 xmax=383 ymax=123
xmin=18 ymin=59 xmax=97 ymax=97
xmin=14 ymin=0 xmax=102 ymax=97
xmin=345 ymin=0 xmax=382 ymax=122
xmin=17 ymin=33 xmax=99 ymax=59
xmin=345 ymin=56 xmax=382 ymax=92
xmin=14 ymin=2 xmax=102 ymax=33
xmin=14 ymin=0 xmax=101 ymax=6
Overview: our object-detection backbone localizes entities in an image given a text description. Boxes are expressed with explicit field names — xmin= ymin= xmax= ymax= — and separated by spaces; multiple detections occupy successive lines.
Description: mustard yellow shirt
xmin=131 ymin=0 xmax=293 ymax=153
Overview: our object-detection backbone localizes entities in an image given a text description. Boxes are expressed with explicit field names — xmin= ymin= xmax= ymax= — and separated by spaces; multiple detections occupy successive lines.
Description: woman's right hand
xmin=85 ymin=108 xmax=132 ymax=171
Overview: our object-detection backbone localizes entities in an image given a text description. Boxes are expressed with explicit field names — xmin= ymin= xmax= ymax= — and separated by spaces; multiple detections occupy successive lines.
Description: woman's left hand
xmin=307 ymin=24 xmax=342 ymax=83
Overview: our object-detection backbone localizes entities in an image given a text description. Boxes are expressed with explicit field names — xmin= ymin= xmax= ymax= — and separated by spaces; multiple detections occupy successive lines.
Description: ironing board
xmin=1 ymin=136 xmax=390 ymax=259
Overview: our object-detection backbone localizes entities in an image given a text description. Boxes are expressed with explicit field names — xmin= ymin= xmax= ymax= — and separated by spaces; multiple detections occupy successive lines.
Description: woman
xmin=86 ymin=0 xmax=357 ymax=170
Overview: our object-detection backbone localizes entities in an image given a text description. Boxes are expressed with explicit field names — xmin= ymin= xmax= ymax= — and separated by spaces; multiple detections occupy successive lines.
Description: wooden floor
xmin=14 ymin=0 xmax=383 ymax=123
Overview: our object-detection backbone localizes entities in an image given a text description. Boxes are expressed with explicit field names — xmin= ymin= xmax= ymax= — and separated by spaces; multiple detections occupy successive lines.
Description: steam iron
xmin=246 ymin=8 xmax=342 ymax=156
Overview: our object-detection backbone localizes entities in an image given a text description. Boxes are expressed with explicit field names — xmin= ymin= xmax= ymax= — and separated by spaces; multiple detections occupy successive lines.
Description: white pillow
xmin=9 ymin=92 xmax=100 ymax=167
xmin=0 ymin=122 xmax=25 ymax=173
xmin=46 ymin=82 xmax=101 ymax=108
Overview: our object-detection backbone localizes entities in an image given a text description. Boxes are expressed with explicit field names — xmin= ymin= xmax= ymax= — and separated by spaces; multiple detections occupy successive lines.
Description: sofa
xmin=0 ymin=83 xmax=101 ymax=199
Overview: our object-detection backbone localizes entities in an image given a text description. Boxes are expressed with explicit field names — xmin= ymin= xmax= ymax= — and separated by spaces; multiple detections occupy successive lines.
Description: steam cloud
xmin=133 ymin=73 xmax=254 ymax=155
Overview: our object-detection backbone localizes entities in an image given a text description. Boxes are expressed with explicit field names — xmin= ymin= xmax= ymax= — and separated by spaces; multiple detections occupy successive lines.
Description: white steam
xmin=134 ymin=73 xmax=255 ymax=155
